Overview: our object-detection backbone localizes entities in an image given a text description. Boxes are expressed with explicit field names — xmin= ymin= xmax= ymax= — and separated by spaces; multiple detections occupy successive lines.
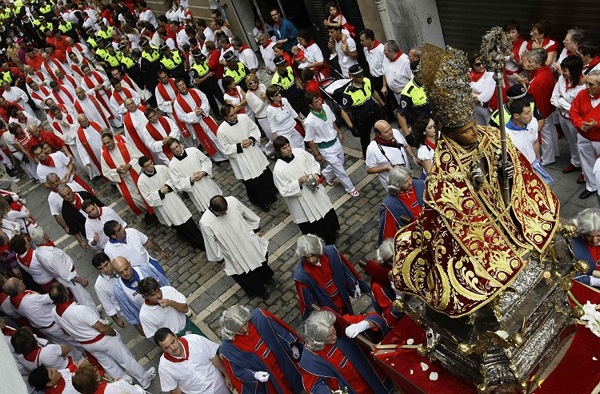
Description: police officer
xmin=94 ymin=39 xmax=110 ymax=70
xmin=159 ymin=44 xmax=186 ymax=81
xmin=397 ymin=60 xmax=430 ymax=147
xmin=120 ymin=43 xmax=146 ymax=92
xmin=271 ymin=55 xmax=308 ymax=116
xmin=190 ymin=49 xmax=223 ymax=118
xmin=489 ymin=83 xmax=543 ymax=129
xmin=340 ymin=64 xmax=385 ymax=157
xmin=95 ymin=20 xmax=113 ymax=41
xmin=104 ymin=44 xmax=123 ymax=70
xmin=85 ymin=27 xmax=98 ymax=50
xmin=140 ymin=38 xmax=162 ymax=96
xmin=223 ymin=51 xmax=248 ymax=91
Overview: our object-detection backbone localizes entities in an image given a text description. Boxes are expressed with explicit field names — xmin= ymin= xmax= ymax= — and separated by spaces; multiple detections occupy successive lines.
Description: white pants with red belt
xmin=82 ymin=333 xmax=149 ymax=387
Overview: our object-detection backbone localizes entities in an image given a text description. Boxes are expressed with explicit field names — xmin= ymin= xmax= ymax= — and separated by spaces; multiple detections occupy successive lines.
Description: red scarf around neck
xmin=163 ymin=337 xmax=190 ymax=362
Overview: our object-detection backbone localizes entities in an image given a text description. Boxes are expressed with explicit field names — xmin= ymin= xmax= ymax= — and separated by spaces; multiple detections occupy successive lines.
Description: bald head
xmin=78 ymin=114 xmax=90 ymax=128
xmin=112 ymin=257 xmax=134 ymax=280
xmin=373 ymin=120 xmax=391 ymax=135
xmin=28 ymin=124 xmax=40 ymax=137
xmin=3 ymin=277 xmax=23 ymax=296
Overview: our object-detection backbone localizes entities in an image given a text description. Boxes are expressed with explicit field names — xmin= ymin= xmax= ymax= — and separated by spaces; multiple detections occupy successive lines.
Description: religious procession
xmin=0 ymin=0 xmax=599 ymax=392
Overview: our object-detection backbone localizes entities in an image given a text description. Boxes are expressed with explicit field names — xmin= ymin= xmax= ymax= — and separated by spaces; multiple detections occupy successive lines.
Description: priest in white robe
xmin=137 ymin=156 xmax=205 ymax=249
xmin=75 ymin=114 xmax=104 ymax=179
xmin=110 ymin=82 xmax=140 ymax=125
xmin=217 ymin=105 xmax=278 ymax=212
xmin=101 ymin=133 xmax=154 ymax=222
xmin=142 ymin=108 xmax=180 ymax=166
xmin=80 ymin=64 xmax=114 ymax=121
xmin=168 ymin=138 xmax=222 ymax=213
xmin=48 ymin=105 xmax=86 ymax=170
xmin=1 ymin=82 xmax=34 ymax=116
xmin=123 ymin=99 xmax=153 ymax=159
xmin=273 ymin=137 xmax=340 ymax=245
xmin=73 ymin=87 xmax=113 ymax=131
xmin=173 ymin=79 xmax=227 ymax=162
xmin=199 ymin=195 xmax=274 ymax=300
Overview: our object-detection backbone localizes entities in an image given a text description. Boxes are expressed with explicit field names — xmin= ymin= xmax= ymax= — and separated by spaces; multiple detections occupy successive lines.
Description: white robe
xmin=217 ymin=114 xmax=269 ymax=181
xmin=137 ymin=165 xmax=192 ymax=226
xmin=123 ymin=109 xmax=149 ymax=154
xmin=110 ymin=87 xmax=140 ymax=124
xmin=199 ymin=196 xmax=268 ymax=276
xmin=155 ymin=80 xmax=179 ymax=115
xmin=75 ymin=124 xmax=103 ymax=179
xmin=273 ymin=148 xmax=333 ymax=223
xmin=80 ymin=72 xmax=113 ymax=118
xmin=50 ymin=110 xmax=86 ymax=171
xmin=74 ymin=95 xmax=112 ymax=131
xmin=101 ymin=141 xmax=147 ymax=212
xmin=142 ymin=116 xmax=180 ymax=166
xmin=2 ymin=87 xmax=34 ymax=115
xmin=169 ymin=147 xmax=222 ymax=212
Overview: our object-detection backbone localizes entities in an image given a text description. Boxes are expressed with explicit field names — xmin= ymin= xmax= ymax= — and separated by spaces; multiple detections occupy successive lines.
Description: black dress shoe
xmin=579 ymin=190 xmax=594 ymax=199
xmin=258 ymin=291 xmax=270 ymax=300
xmin=144 ymin=213 xmax=153 ymax=225
xmin=260 ymin=203 xmax=270 ymax=212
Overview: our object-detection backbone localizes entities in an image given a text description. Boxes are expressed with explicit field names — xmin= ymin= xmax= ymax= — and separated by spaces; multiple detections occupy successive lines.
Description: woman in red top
xmin=527 ymin=20 xmax=559 ymax=66
xmin=516 ymin=48 xmax=558 ymax=165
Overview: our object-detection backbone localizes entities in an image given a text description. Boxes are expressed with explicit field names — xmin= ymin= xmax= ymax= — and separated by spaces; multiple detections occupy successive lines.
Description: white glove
xmin=390 ymin=281 xmax=404 ymax=300
xmin=254 ymin=371 xmax=270 ymax=382
xmin=353 ymin=282 xmax=361 ymax=298
xmin=291 ymin=344 xmax=301 ymax=360
xmin=345 ymin=320 xmax=370 ymax=338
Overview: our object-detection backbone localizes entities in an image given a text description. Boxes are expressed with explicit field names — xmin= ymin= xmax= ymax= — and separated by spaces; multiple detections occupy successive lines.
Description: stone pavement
xmin=15 ymin=124 xmax=594 ymax=393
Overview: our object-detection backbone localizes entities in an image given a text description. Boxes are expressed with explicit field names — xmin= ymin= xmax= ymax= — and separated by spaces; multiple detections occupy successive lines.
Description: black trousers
xmin=231 ymin=259 xmax=274 ymax=297
xmin=198 ymin=76 xmax=224 ymax=116
xmin=173 ymin=217 xmax=205 ymax=250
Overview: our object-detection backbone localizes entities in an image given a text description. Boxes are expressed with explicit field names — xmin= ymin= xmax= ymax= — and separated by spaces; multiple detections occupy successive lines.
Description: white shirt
xmin=365 ymin=129 xmax=411 ymax=190
xmin=94 ymin=273 xmax=121 ymax=317
xmin=104 ymin=227 xmax=152 ymax=267
xmin=550 ymin=76 xmax=586 ymax=118
xmin=52 ymin=302 xmax=101 ymax=342
xmin=259 ymin=41 xmax=276 ymax=72
xmin=302 ymin=42 xmax=324 ymax=69
xmin=363 ymin=42 xmax=385 ymax=77
xmin=159 ymin=334 xmax=228 ymax=394
xmin=84 ymin=206 xmax=125 ymax=250
xmin=238 ymin=47 xmax=259 ymax=70
xmin=303 ymin=103 xmax=338 ymax=143
xmin=266 ymin=98 xmax=298 ymax=133
xmin=334 ymin=35 xmax=358 ymax=77
xmin=48 ymin=181 xmax=85 ymax=216
xmin=17 ymin=344 xmax=69 ymax=371
xmin=13 ymin=292 xmax=57 ymax=329
xmin=506 ymin=118 xmax=539 ymax=164
xmin=383 ymin=53 xmax=412 ymax=94
xmin=139 ymin=286 xmax=187 ymax=338
xmin=36 ymin=151 xmax=73 ymax=183
xmin=470 ymin=71 xmax=496 ymax=105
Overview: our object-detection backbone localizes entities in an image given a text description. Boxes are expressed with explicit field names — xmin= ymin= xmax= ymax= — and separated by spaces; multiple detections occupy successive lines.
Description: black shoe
xmin=579 ymin=190 xmax=594 ymax=199
xmin=182 ymin=192 xmax=190 ymax=199
xmin=258 ymin=291 xmax=270 ymax=300
xmin=260 ymin=203 xmax=270 ymax=212
xmin=144 ymin=213 xmax=153 ymax=225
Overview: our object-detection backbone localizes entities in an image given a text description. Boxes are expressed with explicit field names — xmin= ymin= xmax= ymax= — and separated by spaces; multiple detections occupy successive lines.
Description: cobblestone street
xmin=18 ymin=124 xmax=595 ymax=392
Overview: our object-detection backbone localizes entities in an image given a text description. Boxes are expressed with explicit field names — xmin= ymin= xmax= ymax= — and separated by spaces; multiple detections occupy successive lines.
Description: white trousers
xmin=541 ymin=115 xmax=558 ymax=165
xmin=559 ymin=115 xmax=581 ymax=168
xmin=577 ymin=135 xmax=600 ymax=192
xmin=256 ymin=117 xmax=274 ymax=156
xmin=278 ymin=125 xmax=304 ymax=150
xmin=83 ymin=333 xmax=149 ymax=386
xmin=319 ymin=139 xmax=355 ymax=193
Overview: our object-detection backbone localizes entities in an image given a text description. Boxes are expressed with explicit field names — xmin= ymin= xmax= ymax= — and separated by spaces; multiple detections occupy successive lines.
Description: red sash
xmin=175 ymin=89 xmax=218 ymax=155
xmin=123 ymin=107 xmax=153 ymax=158
xmin=75 ymin=95 xmax=113 ymax=125
xmin=145 ymin=117 xmax=175 ymax=160
xmin=77 ymin=122 xmax=103 ymax=172
xmin=51 ymin=110 xmax=75 ymax=136
xmin=70 ymin=59 xmax=90 ymax=78
xmin=101 ymin=134 xmax=153 ymax=215
xmin=43 ymin=59 xmax=66 ymax=81
xmin=59 ymin=74 xmax=78 ymax=91
xmin=10 ymin=290 xmax=32 ymax=310
xmin=157 ymin=80 xmax=190 ymax=138
xmin=17 ymin=248 xmax=34 ymax=268
xmin=53 ymin=86 xmax=75 ymax=106
xmin=83 ymin=72 xmax=111 ymax=111
xmin=163 ymin=337 xmax=190 ymax=363
xmin=111 ymin=87 xmax=134 ymax=106
xmin=31 ymin=86 xmax=51 ymax=105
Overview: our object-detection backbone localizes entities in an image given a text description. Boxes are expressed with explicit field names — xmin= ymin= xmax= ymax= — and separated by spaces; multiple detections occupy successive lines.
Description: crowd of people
xmin=0 ymin=0 xmax=598 ymax=391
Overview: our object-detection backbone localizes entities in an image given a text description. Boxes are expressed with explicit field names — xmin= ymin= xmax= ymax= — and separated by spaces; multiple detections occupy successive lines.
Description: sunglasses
xmin=474 ymin=62 xmax=483 ymax=67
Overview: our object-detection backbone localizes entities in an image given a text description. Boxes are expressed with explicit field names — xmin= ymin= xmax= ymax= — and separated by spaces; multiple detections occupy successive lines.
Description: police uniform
xmin=398 ymin=78 xmax=430 ymax=127
xmin=190 ymin=51 xmax=223 ymax=116
xmin=104 ymin=49 xmax=123 ymax=69
xmin=120 ymin=51 xmax=145 ymax=91
xmin=140 ymin=40 xmax=162 ymax=93
xmin=160 ymin=47 xmax=186 ymax=80
xmin=223 ymin=52 xmax=249 ymax=91
xmin=342 ymin=65 xmax=382 ymax=157
xmin=271 ymin=56 xmax=309 ymax=116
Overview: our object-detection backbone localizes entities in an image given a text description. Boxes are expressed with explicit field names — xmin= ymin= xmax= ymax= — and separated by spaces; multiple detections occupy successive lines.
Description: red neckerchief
xmin=45 ymin=376 xmax=66 ymax=394
xmin=239 ymin=44 xmax=250 ymax=52
xmin=18 ymin=248 xmax=34 ymax=267
xmin=163 ymin=337 xmax=190 ymax=362
xmin=511 ymin=37 xmax=525 ymax=60
xmin=368 ymin=40 xmax=381 ymax=52
xmin=69 ymin=193 xmax=83 ymax=210
xmin=54 ymin=301 xmax=74 ymax=317
xmin=586 ymin=56 xmax=600 ymax=71
xmin=261 ymin=40 xmax=272 ymax=49
xmin=470 ymin=69 xmax=485 ymax=83
xmin=391 ymin=51 xmax=404 ymax=62
xmin=10 ymin=290 xmax=32 ymax=310
xmin=425 ymin=139 xmax=436 ymax=150
xmin=2 ymin=325 xmax=16 ymax=335
xmin=374 ymin=134 xmax=397 ymax=147
xmin=269 ymin=102 xmax=284 ymax=108
xmin=94 ymin=380 xmax=108 ymax=393
xmin=23 ymin=346 xmax=42 ymax=362
xmin=10 ymin=200 xmax=23 ymax=211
